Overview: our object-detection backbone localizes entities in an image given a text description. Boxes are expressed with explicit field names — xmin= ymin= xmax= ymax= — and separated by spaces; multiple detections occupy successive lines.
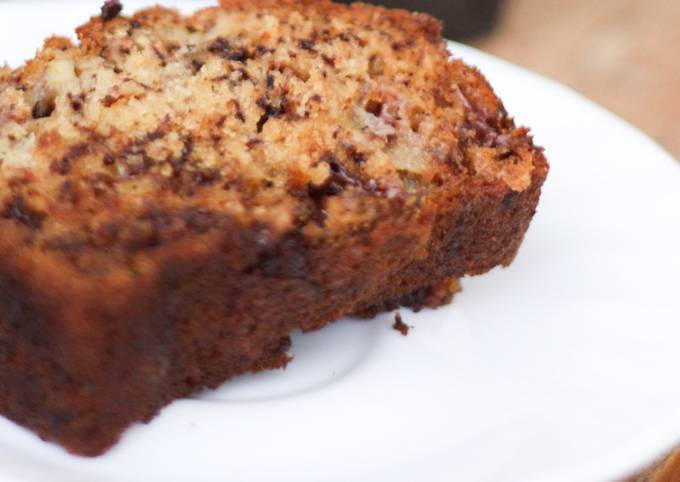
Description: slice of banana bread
xmin=0 ymin=0 xmax=548 ymax=456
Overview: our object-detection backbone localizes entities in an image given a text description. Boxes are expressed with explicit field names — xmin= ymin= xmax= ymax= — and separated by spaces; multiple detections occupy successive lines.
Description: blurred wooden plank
xmin=472 ymin=0 xmax=680 ymax=159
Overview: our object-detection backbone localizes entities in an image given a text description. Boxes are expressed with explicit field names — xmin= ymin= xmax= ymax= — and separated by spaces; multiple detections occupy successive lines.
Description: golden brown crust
xmin=0 ymin=0 xmax=548 ymax=456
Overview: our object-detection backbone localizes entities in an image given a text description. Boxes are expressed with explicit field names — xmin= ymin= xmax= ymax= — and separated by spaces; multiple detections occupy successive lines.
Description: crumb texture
xmin=1 ymin=0 xmax=540 ymax=263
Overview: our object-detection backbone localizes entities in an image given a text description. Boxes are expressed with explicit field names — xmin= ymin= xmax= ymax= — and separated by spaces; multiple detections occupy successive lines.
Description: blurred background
xmin=472 ymin=0 xmax=680 ymax=161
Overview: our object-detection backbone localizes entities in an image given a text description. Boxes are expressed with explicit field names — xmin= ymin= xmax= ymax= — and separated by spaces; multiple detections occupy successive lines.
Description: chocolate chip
xmin=100 ymin=0 xmax=123 ymax=22
xmin=256 ymin=94 xmax=288 ymax=133
xmin=102 ymin=95 xmax=117 ymax=107
xmin=190 ymin=59 xmax=204 ymax=74
xmin=31 ymin=97 xmax=55 ymax=119
xmin=2 ymin=195 xmax=45 ymax=230
xmin=365 ymin=99 xmax=383 ymax=117
xmin=232 ymin=100 xmax=245 ymax=122
xmin=298 ymin=39 xmax=316 ymax=52
xmin=391 ymin=39 xmax=416 ymax=51
xmin=192 ymin=169 xmax=221 ymax=186
xmin=279 ymin=336 xmax=292 ymax=353
xmin=321 ymin=54 xmax=335 ymax=67
xmin=68 ymin=93 xmax=85 ymax=112
xmin=346 ymin=146 xmax=367 ymax=165
xmin=103 ymin=153 xmax=115 ymax=166
xmin=236 ymin=68 xmax=251 ymax=81
xmin=254 ymin=45 xmax=274 ymax=57
xmin=207 ymin=37 xmax=249 ymax=62
xmin=180 ymin=137 xmax=193 ymax=163
xmin=308 ymin=153 xmax=359 ymax=201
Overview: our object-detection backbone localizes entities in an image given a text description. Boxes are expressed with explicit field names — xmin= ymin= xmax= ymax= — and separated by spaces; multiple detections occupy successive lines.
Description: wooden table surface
xmin=473 ymin=0 xmax=680 ymax=160
xmin=472 ymin=1 xmax=680 ymax=479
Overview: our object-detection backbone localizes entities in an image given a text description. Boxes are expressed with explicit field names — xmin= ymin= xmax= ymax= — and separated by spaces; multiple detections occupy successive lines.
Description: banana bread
xmin=0 ymin=0 xmax=548 ymax=456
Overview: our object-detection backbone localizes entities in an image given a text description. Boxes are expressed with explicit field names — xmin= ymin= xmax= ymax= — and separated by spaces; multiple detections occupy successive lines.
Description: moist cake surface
xmin=0 ymin=0 xmax=548 ymax=456
xmin=0 ymin=0 xmax=537 ymax=260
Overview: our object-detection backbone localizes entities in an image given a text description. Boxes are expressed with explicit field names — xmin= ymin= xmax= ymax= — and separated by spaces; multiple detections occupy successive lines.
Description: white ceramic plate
xmin=2 ymin=2 xmax=680 ymax=481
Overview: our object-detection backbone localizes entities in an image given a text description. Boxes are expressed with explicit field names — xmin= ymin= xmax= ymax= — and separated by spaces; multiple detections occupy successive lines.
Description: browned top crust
xmin=0 ymin=0 xmax=546 ymax=275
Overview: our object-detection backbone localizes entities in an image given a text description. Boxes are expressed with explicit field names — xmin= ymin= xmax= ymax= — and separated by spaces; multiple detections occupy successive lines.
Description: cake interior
xmin=0 ymin=4 xmax=536 ymax=260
